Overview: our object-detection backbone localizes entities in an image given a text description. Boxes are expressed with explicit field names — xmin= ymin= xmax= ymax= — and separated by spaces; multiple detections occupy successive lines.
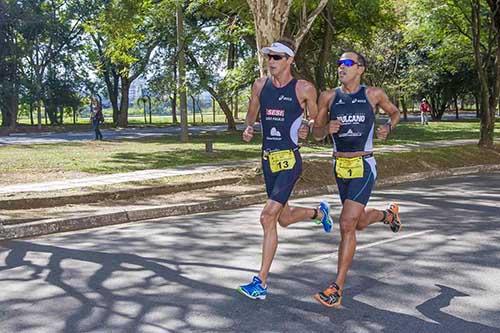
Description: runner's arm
xmin=297 ymin=81 xmax=319 ymax=139
xmin=299 ymin=81 xmax=319 ymax=121
xmin=369 ymin=87 xmax=400 ymax=139
xmin=243 ymin=78 xmax=266 ymax=142
xmin=312 ymin=90 xmax=335 ymax=141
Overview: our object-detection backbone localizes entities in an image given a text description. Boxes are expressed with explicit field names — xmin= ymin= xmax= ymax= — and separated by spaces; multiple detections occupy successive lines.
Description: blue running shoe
xmin=318 ymin=200 xmax=333 ymax=233
xmin=237 ymin=276 xmax=267 ymax=300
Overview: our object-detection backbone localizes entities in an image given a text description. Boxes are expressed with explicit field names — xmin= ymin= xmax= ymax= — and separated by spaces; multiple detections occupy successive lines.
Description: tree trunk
xmin=190 ymin=95 xmax=196 ymax=124
xmin=29 ymin=103 xmax=34 ymax=125
xmin=246 ymin=0 xmax=291 ymax=77
xmin=118 ymin=76 xmax=130 ymax=127
xmin=474 ymin=93 xmax=480 ymax=118
xmin=315 ymin=7 xmax=334 ymax=91
xmin=101 ymin=67 xmax=120 ymax=126
xmin=36 ymin=100 xmax=42 ymax=130
xmin=206 ymin=86 xmax=236 ymax=131
xmin=234 ymin=90 xmax=239 ymax=119
xmin=212 ymin=97 xmax=216 ymax=122
xmin=454 ymin=96 xmax=459 ymax=119
xmin=472 ymin=0 xmax=496 ymax=147
xmin=400 ymin=96 xmax=408 ymax=121
xmin=177 ymin=1 xmax=188 ymax=142
xmin=170 ymin=95 xmax=177 ymax=124
xmin=172 ymin=60 xmax=178 ymax=123
xmin=247 ymin=0 xmax=328 ymax=76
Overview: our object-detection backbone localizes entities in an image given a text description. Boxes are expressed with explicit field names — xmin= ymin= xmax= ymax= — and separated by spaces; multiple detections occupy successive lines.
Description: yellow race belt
xmin=335 ymin=156 xmax=364 ymax=179
xmin=266 ymin=149 xmax=296 ymax=173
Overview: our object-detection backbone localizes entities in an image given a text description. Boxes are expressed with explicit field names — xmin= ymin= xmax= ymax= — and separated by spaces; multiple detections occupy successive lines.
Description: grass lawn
xmin=383 ymin=121 xmax=490 ymax=144
xmin=1 ymin=121 xmax=499 ymax=182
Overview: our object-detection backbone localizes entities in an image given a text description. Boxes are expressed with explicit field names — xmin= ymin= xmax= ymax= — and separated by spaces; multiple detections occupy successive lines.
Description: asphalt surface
xmin=1 ymin=173 xmax=500 ymax=333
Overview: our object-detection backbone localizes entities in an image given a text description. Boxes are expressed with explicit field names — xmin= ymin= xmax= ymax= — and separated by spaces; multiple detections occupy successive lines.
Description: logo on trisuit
xmin=279 ymin=95 xmax=292 ymax=102
xmin=270 ymin=127 xmax=281 ymax=137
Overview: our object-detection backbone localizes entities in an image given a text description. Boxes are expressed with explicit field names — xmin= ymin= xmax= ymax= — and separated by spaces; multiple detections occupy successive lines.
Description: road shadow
xmin=1 ymin=240 xmax=499 ymax=333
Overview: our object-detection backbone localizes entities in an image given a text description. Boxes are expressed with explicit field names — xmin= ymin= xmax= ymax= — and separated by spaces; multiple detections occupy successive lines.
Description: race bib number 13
xmin=335 ymin=157 xmax=364 ymax=179
xmin=268 ymin=150 xmax=296 ymax=173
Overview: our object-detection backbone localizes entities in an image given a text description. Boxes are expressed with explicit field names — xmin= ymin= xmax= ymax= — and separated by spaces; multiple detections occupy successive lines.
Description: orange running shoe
xmin=385 ymin=202 xmax=401 ymax=233
xmin=313 ymin=282 xmax=342 ymax=308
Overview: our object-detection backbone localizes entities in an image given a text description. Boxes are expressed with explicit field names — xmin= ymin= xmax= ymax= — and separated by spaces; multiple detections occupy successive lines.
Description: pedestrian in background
xmin=420 ymin=98 xmax=431 ymax=125
xmin=90 ymin=98 xmax=104 ymax=140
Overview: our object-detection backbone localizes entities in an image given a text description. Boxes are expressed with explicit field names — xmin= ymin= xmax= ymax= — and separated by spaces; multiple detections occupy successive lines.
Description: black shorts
xmin=334 ymin=156 xmax=377 ymax=206
xmin=262 ymin=150 xmax=302 ymax=205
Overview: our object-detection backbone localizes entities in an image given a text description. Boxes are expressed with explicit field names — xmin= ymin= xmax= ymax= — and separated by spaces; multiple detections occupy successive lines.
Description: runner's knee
xmin=339 ymin=216 xmax=358 ymax=234
xmin=260 ymin=210 xmax=277 ymax=230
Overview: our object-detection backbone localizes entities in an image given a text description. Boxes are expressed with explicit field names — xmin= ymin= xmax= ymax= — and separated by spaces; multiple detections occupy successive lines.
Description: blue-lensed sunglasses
xmin=337 ymin=59 xmax=360 ymax=67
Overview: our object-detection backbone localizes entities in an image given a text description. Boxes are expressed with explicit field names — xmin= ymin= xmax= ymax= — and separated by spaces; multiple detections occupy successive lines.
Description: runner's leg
xmin=278 ymin=203 xmax=322 ymax=228
xmin=335 ymin=199 xmax=364 ymax=290
xmin=258 ymin=199 xmax=284 ymax=285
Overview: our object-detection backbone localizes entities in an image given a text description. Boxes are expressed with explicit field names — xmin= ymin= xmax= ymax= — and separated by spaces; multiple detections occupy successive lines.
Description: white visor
xmin=261 ymin=42 xmax=295 ymax=57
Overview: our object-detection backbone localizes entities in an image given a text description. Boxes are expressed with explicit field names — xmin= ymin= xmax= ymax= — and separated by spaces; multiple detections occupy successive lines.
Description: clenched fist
xmin=376 ymin=124 xmax=391 ymax=140
xmin=298 ymin=124 xmax=309 ymax=140
xmin=328 ymin=119 xmax=342 ymax=135
xmin=242 ymin=125 xmax=254 ymax=142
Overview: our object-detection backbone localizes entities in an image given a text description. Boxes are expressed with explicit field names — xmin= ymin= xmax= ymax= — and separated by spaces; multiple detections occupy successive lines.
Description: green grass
xmin=379 ymin=121 xmax=500 ymax=145
xmin=0 ymin=132 xmax=258 ymax=175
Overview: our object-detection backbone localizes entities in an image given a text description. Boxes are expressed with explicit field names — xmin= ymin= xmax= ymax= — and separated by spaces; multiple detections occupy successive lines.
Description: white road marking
xmin=298 ymin=229 xmax=435 ymax=265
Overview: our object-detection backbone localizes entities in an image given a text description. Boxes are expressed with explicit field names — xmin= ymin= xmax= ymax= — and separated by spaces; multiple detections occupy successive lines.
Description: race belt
xmin=335 ymin=156 xmax=365 ymax=179
xmin=264 ymin=149 xmax=297 ymax=173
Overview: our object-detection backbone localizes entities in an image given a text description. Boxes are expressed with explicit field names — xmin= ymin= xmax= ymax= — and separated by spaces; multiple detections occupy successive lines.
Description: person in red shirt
xmin=420 ymin=98 xmax=431 ymax=125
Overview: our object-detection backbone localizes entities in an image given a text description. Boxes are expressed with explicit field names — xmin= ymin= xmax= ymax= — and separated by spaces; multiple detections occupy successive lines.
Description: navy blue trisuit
xmin=329 ymin=85 xmax=377 ymax=206
xmin=259 ymin=78 xmax=304 ymax=205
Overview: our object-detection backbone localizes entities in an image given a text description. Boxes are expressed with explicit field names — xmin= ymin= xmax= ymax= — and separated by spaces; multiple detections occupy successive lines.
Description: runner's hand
xmin=376 ymin=124 xmax=390 ymax=140
xmin=298 ymin=124 xmax=309 ymax=140
xmin=328 ymin=120 xmax=341 ymax=135
xmin=242 ymin=126 xmax=254 ymax=142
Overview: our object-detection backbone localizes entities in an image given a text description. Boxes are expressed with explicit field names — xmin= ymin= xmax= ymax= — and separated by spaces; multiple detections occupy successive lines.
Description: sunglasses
xmin=267 ymin=54 xmax=287 ymax=61
xmin=337 ymin=59 xmax=361 ymax=67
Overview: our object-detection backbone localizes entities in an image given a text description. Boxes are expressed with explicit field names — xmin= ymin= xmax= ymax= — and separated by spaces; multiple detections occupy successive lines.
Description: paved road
xmin=1 ymin=173 xmax=499 ymax=332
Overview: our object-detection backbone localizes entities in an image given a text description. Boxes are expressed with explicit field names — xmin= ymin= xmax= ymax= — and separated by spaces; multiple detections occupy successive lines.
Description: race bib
xmin=335 ymin=156 xmax=364 ymax=179
xmin=268 ymin=150 xmax=296 ymax=173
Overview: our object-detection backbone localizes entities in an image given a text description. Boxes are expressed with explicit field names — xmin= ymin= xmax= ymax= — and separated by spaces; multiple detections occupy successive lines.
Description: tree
xmin=410 ymin=0 xmax=498 ymax=145
xmin=178 ymin=0 xmax=257 ymax=130
xmin=246 ymin=0 xmax=329 ymax=76
xmin=85 ymin=0 xmax=160 ymax=127
xmin=0 ymin=0 xmax=20 ymax=130
xmin=471 ymin=0 xmax=499 ymax=147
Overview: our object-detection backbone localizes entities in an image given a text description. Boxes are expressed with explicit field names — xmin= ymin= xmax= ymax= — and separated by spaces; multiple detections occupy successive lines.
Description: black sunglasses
xmin=267 ymin=54 xmax=287 ymax=61
xmin=337 ymin=59 xmax=362 ymax=67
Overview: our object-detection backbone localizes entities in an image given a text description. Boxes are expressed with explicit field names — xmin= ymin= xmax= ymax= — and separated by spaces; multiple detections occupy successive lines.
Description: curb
xmin=1 ymin=164 xmax=499 ymax=241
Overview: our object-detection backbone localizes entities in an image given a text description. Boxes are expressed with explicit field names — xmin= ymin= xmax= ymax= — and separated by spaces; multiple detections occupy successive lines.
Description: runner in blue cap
xmin=312 ymin=51 xmax=402 ymax=308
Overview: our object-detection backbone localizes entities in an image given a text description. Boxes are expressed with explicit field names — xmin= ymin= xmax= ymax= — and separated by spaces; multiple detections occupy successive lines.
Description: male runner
xmin=311 ymin=51 xmax=402 ymax=308
xmin=237 ymin=39 xmax=333 ymax=300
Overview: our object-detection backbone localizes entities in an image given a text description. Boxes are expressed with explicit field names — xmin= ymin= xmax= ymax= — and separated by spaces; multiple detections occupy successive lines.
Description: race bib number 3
xmin=335 ymin=157 xmax=364 ymax=179
xmin=268 ymin=150 xmax=296 ymax=173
